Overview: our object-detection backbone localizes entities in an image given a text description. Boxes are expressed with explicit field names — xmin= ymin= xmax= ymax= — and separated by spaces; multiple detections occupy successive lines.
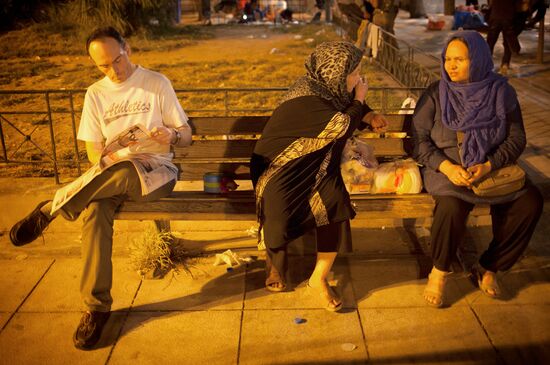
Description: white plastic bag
xmin=398 ymin=97 xmax=417 ymax=114
xmin=371 ymin=159 xmax=423 ymax=194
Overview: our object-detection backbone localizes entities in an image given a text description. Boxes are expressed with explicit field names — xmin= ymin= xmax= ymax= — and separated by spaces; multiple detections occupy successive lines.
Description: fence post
xmin=408 ymin=46 xmax=414 ymax=88
xmin=382 ymin=88 xmax=388 ymax=114
xmin=537 ymin=19 xmax=544 ymax=64
xmin=325 ymin=0 xmax=332 ymax=23
xmin=224 ymin=90 xmax=229 ymax=116
xmin=69 ymin=92 xmax=82 ymax=176
xmin=0 ymin=114 xmax=7 ymax=163
xmin=45 ymin=92 xmax=60 ymax=184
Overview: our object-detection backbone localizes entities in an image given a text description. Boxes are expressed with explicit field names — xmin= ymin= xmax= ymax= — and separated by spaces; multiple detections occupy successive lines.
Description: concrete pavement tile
xmin=359 ymin=307 xmax=499 ymax=364
xmin=0 ymin=312 xmax=123 ymax=365
xmin=109 ymin=311 xmax=241 ymax=364
xmin=461 ymin=262 xmax=550 ymax=306
xmin=350 ymin=227 xmax=420 ymax=255
xmin=349 ymin=258 xmax=470 ymax=308
xmin=0 ymin=233 xmax=83 ymax=259
xmin=132 ymin=257 xmax=245 ymax=311
xmin=0 ymin=259 xmax=53 ymax=311
xmin=239 ymin=309 xmax=367 ymax=364
xmin=20 ymin=258 xmax=141 ymax=312
xmin=472 ymin=304 xmax=550 ymax=364
xmin=0 ymin=313 xmax=11 ymax=329
xmin=244 ymin=257 xmax=356 ymax=310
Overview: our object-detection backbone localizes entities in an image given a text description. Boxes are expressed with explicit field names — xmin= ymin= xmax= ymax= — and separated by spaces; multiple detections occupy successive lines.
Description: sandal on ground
xmin=265 ymin=252 xmax=287 ymax=292
xmin=265 ymin=281 xmax=287 ymax=292
xmin=423 ymin=270 xmax=449 ymax=308
xmin=307 ymin=280 xmax=343 ymax=312
xmin=475 ymin=268 xmax=501 ymax=299
xmin=265 ymin=267 xmax=287 ymax=292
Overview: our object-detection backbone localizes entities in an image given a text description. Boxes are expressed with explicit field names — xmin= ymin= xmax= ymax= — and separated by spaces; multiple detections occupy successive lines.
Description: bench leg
xmin=154 ymin=219 xmax=171 ymax=233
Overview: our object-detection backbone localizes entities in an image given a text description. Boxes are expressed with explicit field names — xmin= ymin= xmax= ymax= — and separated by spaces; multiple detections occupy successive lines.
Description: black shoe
xmin=9 ymin=200 xmax=53 ymax=246
xmin=73 ymin=311 xmax=111 ymax=350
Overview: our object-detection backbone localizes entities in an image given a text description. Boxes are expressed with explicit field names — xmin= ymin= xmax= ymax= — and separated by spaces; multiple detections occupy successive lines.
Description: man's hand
xmin=85 ymin=141 xmax=104 ymax=165
xmin=439 ymin=160 xmax=472 ymax=187
xmin=466 ymin=160 xmax=492 ymax=185
xmin=151 ymin=126 xmax=176 ymax=145
xmin=363 ymin=111 xmax=389 ymax=132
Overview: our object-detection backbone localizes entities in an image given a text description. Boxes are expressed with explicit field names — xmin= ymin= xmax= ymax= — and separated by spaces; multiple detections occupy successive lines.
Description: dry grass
xmin=129 ymin=227 xmax=192 ymax=279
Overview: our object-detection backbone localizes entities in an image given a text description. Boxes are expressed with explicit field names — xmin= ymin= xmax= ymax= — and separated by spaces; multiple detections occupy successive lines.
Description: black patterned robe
xmin=251 ymin=95 xmax=371 ymax=249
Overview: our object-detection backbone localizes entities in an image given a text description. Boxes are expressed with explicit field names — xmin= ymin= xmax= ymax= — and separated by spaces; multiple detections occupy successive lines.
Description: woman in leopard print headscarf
xmin=250 ymin=41 xmax=387 ymax=311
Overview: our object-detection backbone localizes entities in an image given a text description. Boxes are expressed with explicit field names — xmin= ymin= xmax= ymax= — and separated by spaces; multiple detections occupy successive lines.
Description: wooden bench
xmin=115 ymin=115 xmax=490 ymax=230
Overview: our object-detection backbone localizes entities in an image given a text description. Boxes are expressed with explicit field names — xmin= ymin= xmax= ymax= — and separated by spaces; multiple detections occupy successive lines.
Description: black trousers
xmin=265 ymin=220 xmax=351 ymax=286
xmin=430 ymin=185 xmax=543 ymax=272
xmin=486 ymin=18 xmax=521 ymax=66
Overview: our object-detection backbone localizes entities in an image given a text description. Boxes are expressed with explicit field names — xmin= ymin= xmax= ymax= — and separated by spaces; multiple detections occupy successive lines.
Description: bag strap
xmin=456 ymin=131 xmax=465 ymax=166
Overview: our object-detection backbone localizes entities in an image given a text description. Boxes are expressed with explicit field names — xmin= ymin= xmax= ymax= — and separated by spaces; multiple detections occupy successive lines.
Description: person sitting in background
xmin=264 ymin=0 xmax=289 ymax=23
xmin=412 ymin=30 xmax=542 ymax=308
xmin=244 ymin=0 xmax=264 ymax=21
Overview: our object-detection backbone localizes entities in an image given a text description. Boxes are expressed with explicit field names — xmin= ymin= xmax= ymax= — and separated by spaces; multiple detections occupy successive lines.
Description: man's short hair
xmin=85 ymin=27 xmax=125 ymax=55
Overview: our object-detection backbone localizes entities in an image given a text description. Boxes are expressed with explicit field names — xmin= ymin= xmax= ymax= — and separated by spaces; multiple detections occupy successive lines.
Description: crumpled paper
xmin=213 ymin=249 xmax=253 ymax=267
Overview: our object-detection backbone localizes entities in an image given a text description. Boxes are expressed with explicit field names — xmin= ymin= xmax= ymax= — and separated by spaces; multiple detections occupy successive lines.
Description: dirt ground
xmin=0 ymin=24 xmax=398 ymax=179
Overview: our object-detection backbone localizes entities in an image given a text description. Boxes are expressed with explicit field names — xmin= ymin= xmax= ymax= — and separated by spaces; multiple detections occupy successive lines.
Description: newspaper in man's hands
xmin=50 ymin=124 xmax=177 ymax=216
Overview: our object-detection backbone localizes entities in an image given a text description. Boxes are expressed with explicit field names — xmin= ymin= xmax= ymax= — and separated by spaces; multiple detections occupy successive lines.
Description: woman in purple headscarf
xmin=412 ymin=30 xmax=543 ymax=308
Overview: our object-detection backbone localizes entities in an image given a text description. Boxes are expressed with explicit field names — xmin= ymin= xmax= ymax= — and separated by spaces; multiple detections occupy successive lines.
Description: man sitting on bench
xmin=9 ymin=26 xmax=192 ymax=350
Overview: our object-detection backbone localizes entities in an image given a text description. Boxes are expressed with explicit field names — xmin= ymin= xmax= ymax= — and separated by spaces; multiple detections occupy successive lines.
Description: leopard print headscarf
xmin=281 ymin=41 xmax=363 ymax=111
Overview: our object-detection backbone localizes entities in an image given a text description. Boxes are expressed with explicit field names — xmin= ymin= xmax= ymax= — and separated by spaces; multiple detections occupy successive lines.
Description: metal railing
xmin=375 ymin=27 xmax=440 ymax=89
xmin=332 ymin=13 xmax=440 ymax=89
xmin=0 ymin=86 xmax=423 ymax=183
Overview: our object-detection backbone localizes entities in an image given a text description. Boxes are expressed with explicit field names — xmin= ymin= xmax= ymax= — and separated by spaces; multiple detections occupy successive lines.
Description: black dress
xmin=251 ymin=95 xmax=371 ymax=251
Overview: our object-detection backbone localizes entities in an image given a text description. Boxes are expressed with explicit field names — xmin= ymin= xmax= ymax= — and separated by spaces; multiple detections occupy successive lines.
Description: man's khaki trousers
xmin=61 ymin=161 xmax=175 ymax=312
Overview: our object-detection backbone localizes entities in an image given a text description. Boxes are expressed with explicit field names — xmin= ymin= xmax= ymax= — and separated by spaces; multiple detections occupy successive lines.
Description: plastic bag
xmin=398 ymin=97 xmax=417 ymax=114
xmin=371 ymin=159 xmax=423 ymax=194
xmin=341 ymin=137 xmax=378 ymax=193
xmin=342 ymin=137 xmax=378 ymax=169
xmin=341 ymin=160 xmax=376 ymax=193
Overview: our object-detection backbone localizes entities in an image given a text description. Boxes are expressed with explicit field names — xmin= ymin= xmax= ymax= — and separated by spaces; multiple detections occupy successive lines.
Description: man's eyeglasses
xmin=96 ymin=49 xmax=125 ymax=70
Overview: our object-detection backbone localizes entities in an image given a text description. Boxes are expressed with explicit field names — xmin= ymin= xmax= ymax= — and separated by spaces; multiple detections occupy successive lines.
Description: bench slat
xmin=189 ymin=116 xmax=269 ymax=135
xmin=175 ymin=162 xmax=252 ymax=180
xmin=176 ymin=138 xmax=409 ymax=161
xmin=187 ymin=115 xmax=412 ymax=135
xmin=383 ymin=114 xmax=413 ymax=132
xmin=175 ymin=140 xmax=258 ymax=159
xmin=115 ymin=192 xmax=489 ymax=220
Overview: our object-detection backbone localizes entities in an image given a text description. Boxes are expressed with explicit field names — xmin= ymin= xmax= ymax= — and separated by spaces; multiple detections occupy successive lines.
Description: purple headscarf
xmin=439 ymin=30 xmax=516 ymax=167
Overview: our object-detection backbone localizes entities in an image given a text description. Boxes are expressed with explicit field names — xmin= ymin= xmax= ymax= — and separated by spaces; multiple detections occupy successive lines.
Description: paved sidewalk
xmin=1 ymin=14 xmax=550 ymax=365
xmin=1 ymin=230 xmax=549 ymax=365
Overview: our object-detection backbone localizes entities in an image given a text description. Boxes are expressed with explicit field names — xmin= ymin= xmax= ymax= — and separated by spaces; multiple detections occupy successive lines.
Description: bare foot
xmin=266 ymin=282 xmax=285 ymax=291
xmin=308 ymin=279 xmax=342 ymax=311
xmin=479 ymin=270 xmax=500 ymax=298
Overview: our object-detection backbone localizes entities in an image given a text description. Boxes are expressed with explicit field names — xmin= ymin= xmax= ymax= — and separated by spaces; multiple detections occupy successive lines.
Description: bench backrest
xmin=174 ymin=114 xmax=413 ymax=180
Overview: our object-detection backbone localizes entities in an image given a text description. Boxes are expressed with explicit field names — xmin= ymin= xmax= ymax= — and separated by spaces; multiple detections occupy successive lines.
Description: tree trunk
xmin=408 ymin=0 xmax=426 ymax=18
xmin=444 ymin=0 xmax=455 ymax=15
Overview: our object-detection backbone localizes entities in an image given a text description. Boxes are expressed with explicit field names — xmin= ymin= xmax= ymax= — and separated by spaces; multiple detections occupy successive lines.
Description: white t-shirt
xmin=78 ymin=66 xmax=188 ymax=146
